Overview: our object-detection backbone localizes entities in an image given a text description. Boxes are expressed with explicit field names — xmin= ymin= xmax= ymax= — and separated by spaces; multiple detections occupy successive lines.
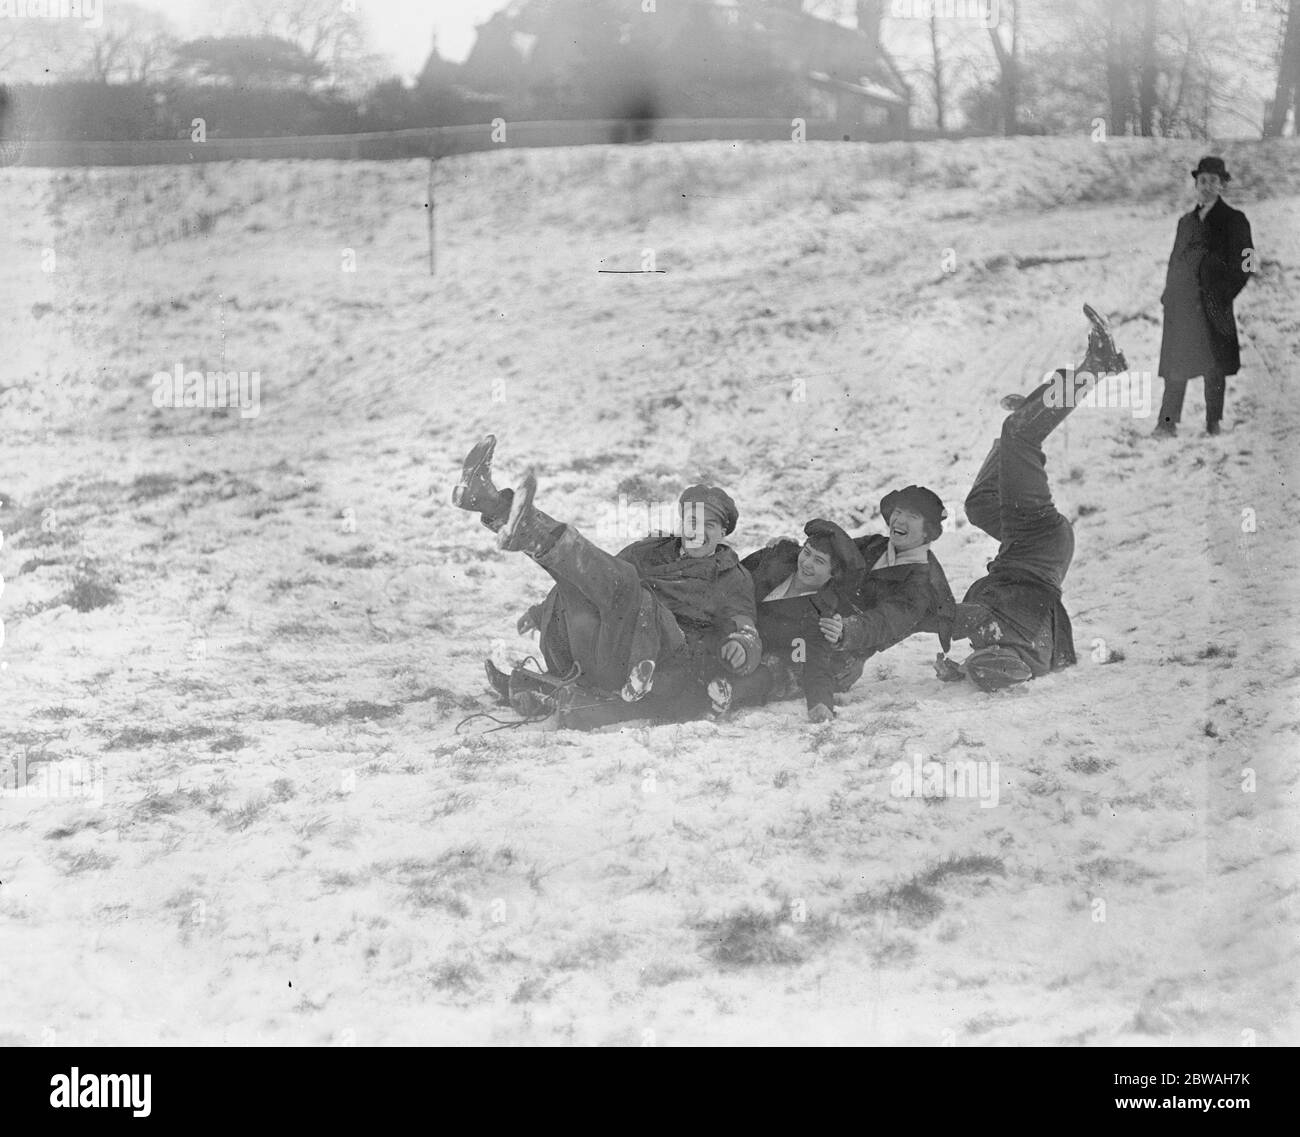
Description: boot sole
xmin=621 ymin=659 xmax=656 ymax=702
xmin=1082 ymin=303 xmax=1128 ymax=375
xmin=497 ymin=470 xmax=537 ymax=551
xmin=707 ymin=677 xmax=733 ymax=715
xmin=967 ymin=651 xmax=1033 ymax=691
xmin=451 ymin=434 xmax=497 ymax=509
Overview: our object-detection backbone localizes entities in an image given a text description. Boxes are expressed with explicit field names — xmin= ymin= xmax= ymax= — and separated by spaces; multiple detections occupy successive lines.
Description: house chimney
xmin=856 ymin=0 xmax=882 ymax=44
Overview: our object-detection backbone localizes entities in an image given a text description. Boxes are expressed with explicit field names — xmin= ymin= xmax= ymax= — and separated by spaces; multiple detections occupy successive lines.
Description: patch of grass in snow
xmin=511 ymin=976 xmax=551 ymax=1004
xmin=852 ymin=881 xmax=945 ymax=930
xmin=269 ymin=620 xmax=338 ymax=640
xmin=128 ymin=473 xmax=179 ymax=502
xmin=267 ymin=701 xmax=402 ymax=726
xmin=134 ymin=788 xmax=193 ymax=818
xmin=550 ymin=932 xmax=626 ymax=971
xmin=870 ymin=936 xmax=920 ymax=967
xmin=429 ymin=792 xmax=474 ymax=818
xmin=44 ymin=815 xmax=107 ymax=840
xmin=922 ymin=855 xmax=1007 ymax=885
xmin=56 ymin=849 xmax=116 ymax=874
xmin=63 ymin=564 xmax=119 ymax=612
xmin=268 ymin=574 xmax=323 ymax=595
xmin=1196 ymin=643 xmax=1237 ymax=660
xmin=33 ymin=705 xmax=78 ymax=720
xmin=223 ymin=794 xmax=271 ymax=832
xmin=426 ymin=960 xmax=483 ymax=994
xmin=311 ymin=544 xmax=392 ymax=569
xmin=209 ymin=733 xmax=250 ymax=753
xmin=696 ymin=907 xmax=809 ymax=968
xmin=384 ymin=845 xmax=518 ymax=917
xmin=639 ymin=961 xmax=697 ymax=987
xmin=104 ymin=724 xmax=215 ymax=749
xmin=1079 ymin=856 xmax=1158 ymax=885
xmin=1067 ymin=752 xmax=1116 ymax=775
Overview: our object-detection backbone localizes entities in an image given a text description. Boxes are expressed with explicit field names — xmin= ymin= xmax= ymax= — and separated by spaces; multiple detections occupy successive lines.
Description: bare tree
xmin=986 ymin=0 xmax=1021 ymax=134
xmin=1266 ymin=0 xmax=1300 ymax=136
xmin=78 ymin=4 xmax=176 ymax=84
xmin=930 ymin=14 xmax=949 ymax=133
xmin=233 ymin=0 xmax=380 ymax=92
xmin=0 ymin=15 xmax=79 ymax=81
xmin=1137 ymin=0 xmax=1159 ymax=135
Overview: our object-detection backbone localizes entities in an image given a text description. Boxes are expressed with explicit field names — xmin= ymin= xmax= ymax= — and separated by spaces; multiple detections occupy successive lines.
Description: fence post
xmin=434 ymin=156 xmax=444 ymax=276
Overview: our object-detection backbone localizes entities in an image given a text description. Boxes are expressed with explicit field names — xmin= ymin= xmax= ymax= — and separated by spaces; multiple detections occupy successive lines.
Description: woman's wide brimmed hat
xmin=880 ymin=485 xmax=948 ymax=536
xmin=1190 ymin=156 xmax=1231 ymax=182
xmin=803 ymin=518 xmax=866 ymax=579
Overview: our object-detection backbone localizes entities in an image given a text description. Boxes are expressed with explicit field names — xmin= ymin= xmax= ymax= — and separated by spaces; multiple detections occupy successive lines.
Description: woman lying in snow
xmin=452 ymin=437 xmax=761 ymax=729
xmin=728 ymin=488 xmax=956 ymax=721
xmin=937 ymin=304 xmax=1127 ymax=691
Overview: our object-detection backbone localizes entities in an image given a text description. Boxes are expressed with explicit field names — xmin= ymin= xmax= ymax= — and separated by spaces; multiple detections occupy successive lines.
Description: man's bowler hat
xmin=1190 ymin=156 xmax=1231 ymax=182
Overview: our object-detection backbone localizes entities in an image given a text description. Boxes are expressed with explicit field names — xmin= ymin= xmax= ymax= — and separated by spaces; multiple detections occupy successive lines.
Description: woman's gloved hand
xmin=934 ymin=652 xmax=966 ymax=682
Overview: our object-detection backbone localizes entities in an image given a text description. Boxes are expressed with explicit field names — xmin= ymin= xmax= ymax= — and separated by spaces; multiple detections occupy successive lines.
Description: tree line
xmin=1 ymin=0 xmax=1296 ymax=143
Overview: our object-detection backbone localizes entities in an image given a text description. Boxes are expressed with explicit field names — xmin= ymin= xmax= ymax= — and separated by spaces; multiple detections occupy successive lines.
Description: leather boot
xmin=452 ymin=435 xmax=509 ymax=516
xmin=498 ymin=471 xmax=563 ymax=557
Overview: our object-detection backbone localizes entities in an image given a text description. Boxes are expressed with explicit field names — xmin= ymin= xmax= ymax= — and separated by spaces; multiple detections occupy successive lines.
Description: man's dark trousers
xmin=532 ymin=527 xmax=666 ymax=693
xmin=964 ymin=375 xmax=1078 ymax=591
xmin=1156 ymin=370 xmax=1226 ymax=431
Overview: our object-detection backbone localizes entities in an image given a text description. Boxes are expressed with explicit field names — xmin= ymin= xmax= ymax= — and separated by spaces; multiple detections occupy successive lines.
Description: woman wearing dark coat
xmin=1154 ymin=156 xmax=1255 ymax=438
xmin=837 ymin=486 xmax=956 ymax=683
xmin=732 ymin=490 xmax=955 ymax=719
xmin=735 ymin=520 xmax=866 ymax=721
xmin=451 ymin=436 xmax=762 ymax=727
xmin=940 ymin=308 xmax=1126 ymax=691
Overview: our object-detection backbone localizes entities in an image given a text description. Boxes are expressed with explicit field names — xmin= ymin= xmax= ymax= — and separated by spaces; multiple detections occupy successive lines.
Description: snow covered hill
xmin=1 ymin=136 xmax=1297 ymax=1044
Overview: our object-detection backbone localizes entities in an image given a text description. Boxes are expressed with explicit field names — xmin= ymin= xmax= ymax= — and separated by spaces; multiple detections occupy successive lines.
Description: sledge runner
xmin=937 ymin=304 xmax=1127 ymax=691
xmin=451 ymin=438 xmax=762 ymax=727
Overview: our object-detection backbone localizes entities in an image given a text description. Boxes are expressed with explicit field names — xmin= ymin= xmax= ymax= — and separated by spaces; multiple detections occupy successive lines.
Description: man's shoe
xmin=508 ymin=686 xmax=554 ymax=718
xmin=479 ymin=488 xmax=513 ymax=532
xmin=621 ymin=659 xmax=656 ymax=702
xmin=1151 ymin=422 xmax=1177 ymax=439
xmin=808 ymin=703 xmax=834 ymax=723
xmin=485 ymin=659 xmax=512 ymax=704
xmin=497 ymin=471 xmax=560 ymax=556
xmin=507 ymin=663 xmax=579 ymax=717
xmin=1206 ymin=421 xmax=1222 ymax=436
xmin=965 ymin=646 xmax=1034 ymax=692
xmin=452 ymin=435 xmax=508 ymax=516
xmin=1081 ymin=304 xmax=1128 ymax=376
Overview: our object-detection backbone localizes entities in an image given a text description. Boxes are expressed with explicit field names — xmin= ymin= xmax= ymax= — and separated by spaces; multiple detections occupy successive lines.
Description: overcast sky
xmin=130 ymin=0 xmax=511 ymax=77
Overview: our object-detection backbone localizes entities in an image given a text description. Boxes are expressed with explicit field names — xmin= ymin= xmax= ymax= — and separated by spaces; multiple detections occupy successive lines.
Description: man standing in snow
xmin=938 ymin=306 xmax=1127 ymax=692
xmin=1152 ymin=156 xmax=1255 ymax=438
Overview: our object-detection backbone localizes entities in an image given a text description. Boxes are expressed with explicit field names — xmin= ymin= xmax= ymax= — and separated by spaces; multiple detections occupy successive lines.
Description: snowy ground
xmin=1 ymin=136 xmax=1298 ymax=1045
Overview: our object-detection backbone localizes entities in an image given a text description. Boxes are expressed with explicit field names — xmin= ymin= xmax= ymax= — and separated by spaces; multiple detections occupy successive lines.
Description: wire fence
xmin=0 ymin=117 xmax=927 ymax=167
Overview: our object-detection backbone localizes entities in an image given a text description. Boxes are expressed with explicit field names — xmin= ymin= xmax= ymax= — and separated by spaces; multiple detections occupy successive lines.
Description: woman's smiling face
xmin=888 ymin=507 xmax=928 ymax=552
xmin=681 ymin=506 xmax=724 ymax=557
xmin=796 ymin=542 xmax=834 ymax=590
